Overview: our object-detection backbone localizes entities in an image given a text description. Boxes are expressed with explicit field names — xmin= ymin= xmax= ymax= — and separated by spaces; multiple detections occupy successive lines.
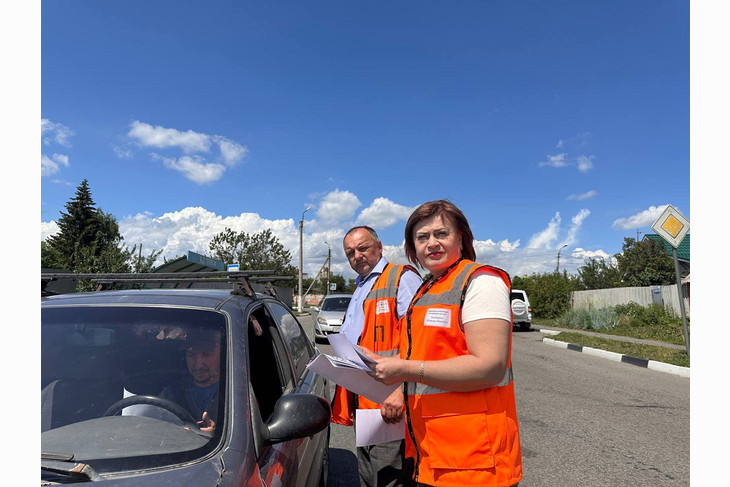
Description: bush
xmin=556 ymin=306 xmax=618 ymax=330
xmin=614 ymin=302 xmax=680 ymax=328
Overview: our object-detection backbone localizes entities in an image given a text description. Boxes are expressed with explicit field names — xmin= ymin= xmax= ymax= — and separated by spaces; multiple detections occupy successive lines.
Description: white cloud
xmin=116 ymin=207 xmax=298 ymax=266
xmin=539 ymin=152 xmax=595 ymax=172
xmin=213 ymin=135 xmax=248 ymax=165
xmin=41 ymin=221 xmax=60 ymax=241
xmin=527 ymin=212 xmax=561 ymax=249
xmin=612 ymin=204 xmax=669 ymax=230
xmin=317 ymin=190 xmax=362 ymax=223
xmin=112 ymin=144 xmax=133 ymax=159
xmin=126 ymin=121 xmax=248 ymax=183
xmin=128 ymin=121 xmax=212 ymax=153
xmin=40 ymin=199 xmax=609 ymax=281
xmin=152 ymin=154 xmax=227 ymax=185
xmin=567 ymin=190 xmax=597 ymax=200
xmin=41 ymin=119 xmax=73 ymax=177
xmin=41 ymin=119 xmax=75 ymax=147
xmin=576 ymin=154 xmax=594 ymax=173
xmin=563 ymin=209 xmax=590 ymax=246
xmin=572 ymin=247 xmax=614 ymax=263
xmin=41 ymin=153 xmax=70 ymax=177
xmin=356 ymin=198 xmax=415 ymax=230
xmin=539 ymin=153 xmax=568 ymax=168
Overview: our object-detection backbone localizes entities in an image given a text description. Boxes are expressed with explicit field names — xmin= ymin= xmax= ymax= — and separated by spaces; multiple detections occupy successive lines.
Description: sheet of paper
xmin=306 ymin=353 xmax=399 ymax=404
xmin=355 ymin=409 xmax=406 ymax=447
xmin=327 ymin=334 xmax=372 ymax=370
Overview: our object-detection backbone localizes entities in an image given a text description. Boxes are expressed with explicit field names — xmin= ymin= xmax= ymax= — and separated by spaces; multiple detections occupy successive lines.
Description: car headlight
xmin=317 ymin=316 xmax=328 ymax=325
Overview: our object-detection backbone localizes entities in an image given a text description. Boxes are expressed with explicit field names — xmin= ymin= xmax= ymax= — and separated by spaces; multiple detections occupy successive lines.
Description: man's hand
xmin=199 ymin=411 xmax=216 ymax=434
xmin=380 ymin=387 xmax=404 ymax=424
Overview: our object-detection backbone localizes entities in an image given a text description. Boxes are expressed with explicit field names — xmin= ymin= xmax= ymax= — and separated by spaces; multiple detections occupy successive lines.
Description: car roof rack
xmin=40 ymin=271 xmax=295 ymax=300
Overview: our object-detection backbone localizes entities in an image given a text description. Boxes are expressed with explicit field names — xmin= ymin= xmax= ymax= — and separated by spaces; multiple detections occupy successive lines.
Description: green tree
xmin=208 ymin=227 xmax=296 ymax=275
xmin=577 ymin=257 xmax=624 ymax=290
xmin=44 ymin=179 xmax=105 ymax=270
xmin=614 ymin=237 xmax=675 ymax=286
xmin=42 ymin=180 xmax=164 ymax=290
xmin=512 ymin=271 xmax=580 ymax=319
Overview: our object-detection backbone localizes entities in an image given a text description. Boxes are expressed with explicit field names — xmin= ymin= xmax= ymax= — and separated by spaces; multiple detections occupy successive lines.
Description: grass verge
xmin=547 ymin=331 xmax=690 ymax=368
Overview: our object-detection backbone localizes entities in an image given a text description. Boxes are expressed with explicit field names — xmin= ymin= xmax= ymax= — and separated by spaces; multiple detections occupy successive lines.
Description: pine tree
xmin=44 ymin=179 xmax=104 ymax=270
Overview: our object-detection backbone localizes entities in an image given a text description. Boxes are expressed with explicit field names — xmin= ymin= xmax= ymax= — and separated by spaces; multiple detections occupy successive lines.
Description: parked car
xmin=41 ymin=273 xmax=331 ymax=486
xmin=311 ymin=293 xmax=352 ymax=343
xmin=510 ymin=289 xmax=532 ymax=331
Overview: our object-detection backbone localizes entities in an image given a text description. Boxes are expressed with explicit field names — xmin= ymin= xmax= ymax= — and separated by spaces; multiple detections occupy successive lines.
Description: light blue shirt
xmin=340 ymin=257 xmax=423 ymax=344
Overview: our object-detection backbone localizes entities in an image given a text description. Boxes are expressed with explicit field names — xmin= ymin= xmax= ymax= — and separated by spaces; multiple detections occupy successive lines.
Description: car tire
xmin=519 ymin=322 xmax=531 ymax=331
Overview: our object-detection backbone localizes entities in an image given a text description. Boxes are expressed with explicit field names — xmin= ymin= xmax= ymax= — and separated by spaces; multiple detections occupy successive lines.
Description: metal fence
xmin=571 ymin=284 xmax=690 ymax=318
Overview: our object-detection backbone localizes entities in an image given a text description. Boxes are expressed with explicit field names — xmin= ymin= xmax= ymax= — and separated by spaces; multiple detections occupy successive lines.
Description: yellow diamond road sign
xmin=651 ymin=205 xmax=689 ymax=248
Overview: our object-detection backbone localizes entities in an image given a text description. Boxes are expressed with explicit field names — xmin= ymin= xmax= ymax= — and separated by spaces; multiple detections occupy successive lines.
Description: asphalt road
xmin=298 ymin=313 xmax=690 ymax=487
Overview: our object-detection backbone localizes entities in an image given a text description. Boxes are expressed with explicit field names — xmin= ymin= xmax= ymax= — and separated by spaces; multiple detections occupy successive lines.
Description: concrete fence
xmin=571 ymin=284 xmax=690 ymax=319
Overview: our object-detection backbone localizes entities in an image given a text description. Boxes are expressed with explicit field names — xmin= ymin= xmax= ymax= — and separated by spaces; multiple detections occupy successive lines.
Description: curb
xmin=540 ymin=333 xmax=690 ymax=379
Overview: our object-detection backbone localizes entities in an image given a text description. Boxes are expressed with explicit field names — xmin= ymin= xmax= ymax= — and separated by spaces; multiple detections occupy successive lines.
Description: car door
xmin=266 ymin=301 xmax=329 ymax=487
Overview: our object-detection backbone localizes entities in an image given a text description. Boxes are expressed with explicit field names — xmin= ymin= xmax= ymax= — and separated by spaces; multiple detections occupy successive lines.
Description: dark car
xmin=41 ymin=273 xmax=331 ymax=486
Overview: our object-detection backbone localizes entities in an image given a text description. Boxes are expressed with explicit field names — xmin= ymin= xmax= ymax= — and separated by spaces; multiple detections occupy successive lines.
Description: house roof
xmin=643 ymin=233 xmax=690 ymax=261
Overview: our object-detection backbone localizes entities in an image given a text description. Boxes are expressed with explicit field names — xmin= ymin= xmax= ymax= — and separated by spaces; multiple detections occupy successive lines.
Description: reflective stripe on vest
xmin=406 ymin=365 xmax=514 ymax=397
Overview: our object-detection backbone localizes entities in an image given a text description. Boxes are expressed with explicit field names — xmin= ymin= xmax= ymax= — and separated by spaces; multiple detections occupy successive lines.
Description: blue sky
xmin=38 ymin=0 xmax=691 ymax=281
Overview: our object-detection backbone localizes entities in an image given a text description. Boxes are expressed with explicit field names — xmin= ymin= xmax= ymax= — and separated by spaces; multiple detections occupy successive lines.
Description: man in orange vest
xmin=331 ymin=226 xmax=423 ymax=487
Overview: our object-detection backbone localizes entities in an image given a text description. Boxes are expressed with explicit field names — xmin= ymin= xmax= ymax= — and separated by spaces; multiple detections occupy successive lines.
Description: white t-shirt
xmin=461 ymin=273 xmax=511 ymax=325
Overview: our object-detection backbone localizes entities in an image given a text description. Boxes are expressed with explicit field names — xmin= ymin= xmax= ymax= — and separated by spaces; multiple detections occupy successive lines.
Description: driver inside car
xmin=125 ymin=327 xmax=221 ymax=434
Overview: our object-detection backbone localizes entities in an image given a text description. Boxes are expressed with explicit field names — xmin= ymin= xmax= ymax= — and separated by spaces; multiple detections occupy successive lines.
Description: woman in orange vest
xmin=364 ymin=200 xmax=523 ymax=487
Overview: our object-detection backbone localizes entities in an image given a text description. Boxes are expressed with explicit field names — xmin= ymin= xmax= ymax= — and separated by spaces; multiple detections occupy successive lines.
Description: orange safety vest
xmin=402 ymin=259 xmax=522 ymax=487
xmin=331 ymin=263 xmax=420 ymax=426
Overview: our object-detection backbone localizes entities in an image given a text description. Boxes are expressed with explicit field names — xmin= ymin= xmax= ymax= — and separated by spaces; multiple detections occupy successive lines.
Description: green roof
xmin=644 ymin=234 xmax=690 ymax=261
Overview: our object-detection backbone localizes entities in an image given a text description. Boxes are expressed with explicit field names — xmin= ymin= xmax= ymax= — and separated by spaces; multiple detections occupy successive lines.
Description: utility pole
xmin=556 ymin=244 xmax=568 ymax=273
xmin=298 ymin=206 xmax=311 ymax=312
xmin=324 ymin=241 xmax=331 ymax=295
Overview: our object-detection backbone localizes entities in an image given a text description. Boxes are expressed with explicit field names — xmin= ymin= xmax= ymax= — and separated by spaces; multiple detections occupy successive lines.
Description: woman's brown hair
xmin=404 ymin=199 xmax=476 ymax=268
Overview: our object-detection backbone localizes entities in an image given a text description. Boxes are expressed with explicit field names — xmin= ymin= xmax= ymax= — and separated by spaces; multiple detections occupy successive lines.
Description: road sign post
xmin=651 ymin=205 xmax=690 ymax=357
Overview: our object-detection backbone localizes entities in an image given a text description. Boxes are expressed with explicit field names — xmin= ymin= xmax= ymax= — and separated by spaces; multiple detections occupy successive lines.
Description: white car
xmin=312 ymin=293 xmax=352 ymax=343
xmin=510 ymin=289 xmax=532 ymax=331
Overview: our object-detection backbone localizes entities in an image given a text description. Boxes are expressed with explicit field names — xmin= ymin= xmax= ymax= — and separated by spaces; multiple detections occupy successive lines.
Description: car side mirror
xmin=311 ymin=306 xmax=320 ymax=312
xmin=264 ymin=393 xmax=331 ymax=444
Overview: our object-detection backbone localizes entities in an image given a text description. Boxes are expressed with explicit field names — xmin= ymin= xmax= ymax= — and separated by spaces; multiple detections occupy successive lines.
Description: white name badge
xmin=424 ymin=308 xmax=451 ymax=328
xmin=376 ymin=299 xmax=390 ymax=315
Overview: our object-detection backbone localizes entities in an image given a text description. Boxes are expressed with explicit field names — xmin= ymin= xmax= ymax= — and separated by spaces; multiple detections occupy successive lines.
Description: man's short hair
xmin=343 ymin=226 xmax=380 ymax=245
xmin=183 ymin=327 xmax=222 ymax=352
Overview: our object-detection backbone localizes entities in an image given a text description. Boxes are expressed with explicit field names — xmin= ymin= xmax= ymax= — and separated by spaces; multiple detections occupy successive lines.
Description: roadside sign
xmin=227 ymin=263 xmax=240 ymax=272
xmin=651 ymin=205 xmax=689 ymax=249
xmin=330 ymin=283 xmax=337 ymax=291
xmin=650 ymin=204 xmax=690 ymax=357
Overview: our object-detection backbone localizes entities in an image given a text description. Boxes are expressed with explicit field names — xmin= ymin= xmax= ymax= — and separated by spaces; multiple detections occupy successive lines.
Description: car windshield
xmin=321 ymin=297 xmax=351 ymax=312
xmin=41 ymin=305 xmax=227 ymax=473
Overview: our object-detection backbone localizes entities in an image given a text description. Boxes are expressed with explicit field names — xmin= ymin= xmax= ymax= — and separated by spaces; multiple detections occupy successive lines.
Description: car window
xmin=41 ymin=306 xmax=227 ymax=471
xmin=321 ymin=296 xmax=351 ymax=312
xmin=267 ymin=302 xmax=314 ymax=379
xmin=510 ymin=291 xmax=526 ymax=301
xmin=246 ymin=305 xmax=291 ymax=420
